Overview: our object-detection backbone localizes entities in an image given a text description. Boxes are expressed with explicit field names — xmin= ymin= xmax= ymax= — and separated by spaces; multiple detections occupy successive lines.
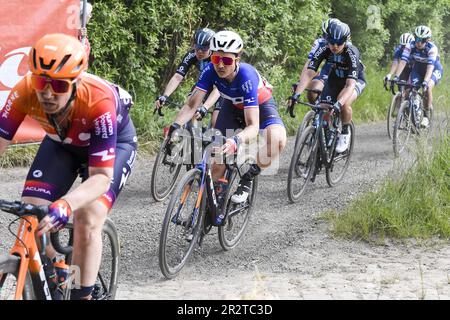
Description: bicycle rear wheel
xmin=60 ymin=219 xmax=119 ymax=300
xmin=326 ymin=121 xmax=355 ymax=187
xmin=387 ymin=93 xmax=401 ymax=140
xmin=151 ymin=138 xmax=184 ymax=202
xmin=393 ymin=101 xmax=413 ymax=157
xmin=287 ymin=126 xmax=318 ymax=203
xmin=0 ymin=255 xmax=35 ymax=300
xmin=158 ymin=168 xmax=204 ymax=279
xmin=218 ymin=164 xmax=258 ymax=251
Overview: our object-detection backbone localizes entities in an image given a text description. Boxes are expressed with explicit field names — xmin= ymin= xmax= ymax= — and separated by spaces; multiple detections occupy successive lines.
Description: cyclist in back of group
xmin=167 ymin=30 xmax=287 ymax=205
xmin=298 ymin=18 xmax=341 ymax=104
xmin=288 ymin=20 xmax=366 ymax=153
xmin=0 ymin=34 xmax=137 ymax=300
xmin=392 ymin=25 xmax=444 ymax=128
xmin=154 ymin=28 xmax=221 ymax=125
xmin=384 ymin=32 xmax=415 ymax=87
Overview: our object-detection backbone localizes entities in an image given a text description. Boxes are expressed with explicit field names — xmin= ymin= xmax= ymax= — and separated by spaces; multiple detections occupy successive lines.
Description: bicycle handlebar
xmin=0 ymin=200 xmax=73 ymax=256
xmin=153 ymin=99 xmax=184 ymax=117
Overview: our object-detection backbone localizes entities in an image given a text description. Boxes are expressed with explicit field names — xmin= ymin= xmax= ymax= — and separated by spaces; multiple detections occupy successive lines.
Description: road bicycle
xmin=287 ymin=100 xmax=355 ymax=203
xmin=392 ymin=80 xmax=433 ymax=157
xmin=158 ymin=130 xmax=258 ymax=279
xmin=0 ymin=200 xmax=119 ymax=300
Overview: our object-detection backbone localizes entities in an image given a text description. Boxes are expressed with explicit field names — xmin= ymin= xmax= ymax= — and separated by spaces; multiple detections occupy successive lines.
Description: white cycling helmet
xmin=322 ymin=18 xmax=341 ymax=34
xmin=399 ymin=33 xmax=414 ymax=45
xmin=414 ymin=25 xmax=432 ymax=39
xmin=210 ymin=30 xmax=243 ymax=54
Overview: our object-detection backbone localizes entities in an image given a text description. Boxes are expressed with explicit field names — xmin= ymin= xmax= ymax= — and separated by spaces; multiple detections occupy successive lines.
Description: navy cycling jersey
xmin=175 ymin=49 xmax=211 ymax=77
xmin=308 ymin=43 xmax=364 ymax=82
xmin=308 ymin=37 xmax=328 ymax=60
xmin=401 ymin=41 xmax=439 ymax=66
xmin=195 ymin=62 xmax=272 ymax=110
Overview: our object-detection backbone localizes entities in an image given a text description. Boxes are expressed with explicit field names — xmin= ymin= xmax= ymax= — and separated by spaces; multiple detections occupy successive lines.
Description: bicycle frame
xmin=0 ymin=202 xmax=52 ymax=300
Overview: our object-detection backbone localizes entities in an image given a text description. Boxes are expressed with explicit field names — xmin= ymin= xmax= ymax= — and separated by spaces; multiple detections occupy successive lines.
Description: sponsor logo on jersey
xmin=1 ymin=90 xmax=19 ymax=119
xmin=94 ymin=112 xmax=114 ymax=139
xmin=92 ymin=148 xmax=116 ymax=162
xmin=24 ymin=186 xmax=51 ymax=195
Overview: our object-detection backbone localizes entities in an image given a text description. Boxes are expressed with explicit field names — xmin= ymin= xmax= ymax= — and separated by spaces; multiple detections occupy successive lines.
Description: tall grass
xmin=323 ymin=130 xmax=450 ymax=241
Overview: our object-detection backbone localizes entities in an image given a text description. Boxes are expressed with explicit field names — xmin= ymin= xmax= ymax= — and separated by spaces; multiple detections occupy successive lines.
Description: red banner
xmin=0 ymin=0 xmax=80 ymax=144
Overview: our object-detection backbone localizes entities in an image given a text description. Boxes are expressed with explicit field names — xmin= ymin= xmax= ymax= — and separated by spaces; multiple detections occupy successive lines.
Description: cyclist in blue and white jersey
xmin=167 ymin=30 xmax=287 ymax=204
xmin=384 ymin=33 xmax=414 ymax=84
xmin=393 ymin=25 xmax=444 ymax=127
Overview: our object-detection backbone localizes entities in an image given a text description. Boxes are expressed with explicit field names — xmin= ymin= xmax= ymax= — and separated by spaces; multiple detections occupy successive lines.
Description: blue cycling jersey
xmin=195 ymin=62 xmax=272 ymax=109
xmin=393 ymin=44 xmax=407 ymax=61
xmin=401 ymin=41 xmax=439 ymax=66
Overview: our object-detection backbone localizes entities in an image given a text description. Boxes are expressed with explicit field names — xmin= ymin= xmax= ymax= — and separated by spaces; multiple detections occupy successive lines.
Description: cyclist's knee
xmin=73 ymin=202 xmax=107 ymax=233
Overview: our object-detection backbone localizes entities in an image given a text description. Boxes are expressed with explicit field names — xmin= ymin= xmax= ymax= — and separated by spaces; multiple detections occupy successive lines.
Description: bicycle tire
xmin=294 ymin=110 xmax=315 ymax=150
xmin=158 ymin=168 xmax=204 ymax=279
xmin=218 ymin=166 xmax=258 ymax=251
xmin=326 ymin=121 xmax=355 ymax=187
xmin=393 ymin=101 xmax=413 ymax=157
xmin=387 ymin=93 xmax=401 ymax=140
xmin=61 ymin=218 xmax=119 ymax=300
xmin=150 ymin=138 xmax=184 ymax=202
xmin=287 ymin=126 xmax=318 ymax=203
xmin=0 ymin=255 xmax=35 ymax=300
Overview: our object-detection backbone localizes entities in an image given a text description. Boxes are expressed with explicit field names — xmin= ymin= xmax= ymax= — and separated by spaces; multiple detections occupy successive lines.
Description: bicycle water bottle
xmin=413 ymin=95 xmax=422 ymax=125
xmin=214 ymin=177 xmax=229 ymax=225
xmin=42 ymin=255 xmax=58 ymax=298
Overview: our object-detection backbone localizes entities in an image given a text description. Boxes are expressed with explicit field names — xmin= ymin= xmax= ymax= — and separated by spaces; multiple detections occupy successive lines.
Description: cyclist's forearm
xmin=296 ymin=69 xmax=316 ymax=94
xmin=0 ymin=137 xmax=10 ymax=157
xmin=388 ymin=60 xmax=399 ymax=76
xmin=394 ymin=60 xmax=407 ymax=77
xmin=62 ymin=171 xmax=112 ymax=211
xmin=174 ymin=89 xmax=205 ymax=125
xmin=202 ymin=87 xmax=221 ymax=109
xmin=424 ymin=65 xmax=434 ymax=83
xmin=162 ymin=73 xmax=184 ymax=97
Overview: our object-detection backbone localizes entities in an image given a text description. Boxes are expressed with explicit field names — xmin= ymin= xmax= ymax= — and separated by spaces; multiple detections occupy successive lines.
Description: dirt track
xmin=1 ymin=120 xmax=449 ymax=300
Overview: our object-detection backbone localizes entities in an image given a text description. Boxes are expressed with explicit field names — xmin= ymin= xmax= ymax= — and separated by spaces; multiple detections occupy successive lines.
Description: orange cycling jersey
xmin=0 ymin=73 xmax=135 ymax=168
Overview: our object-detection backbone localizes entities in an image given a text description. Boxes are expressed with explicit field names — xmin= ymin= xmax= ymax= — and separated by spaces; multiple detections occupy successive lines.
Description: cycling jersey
xmin=308 ymin=37 xmax=328 ymax=60
xmin=195 ymin=62 xmax=272 ymax=109
xmin=0 ymin=72 xmax=137 ymax=169
xmin=0 ymin=72 xmax=137 ymax=209
xmin=392 ymin=44 xmax=412 ymax=81
xmin=176 ymin=49 xmax=211 ymax=77
xmin=308 ymin=43 xmax=365 ymax=82
xmin=401 ymin=41 xmax=439 ymax=66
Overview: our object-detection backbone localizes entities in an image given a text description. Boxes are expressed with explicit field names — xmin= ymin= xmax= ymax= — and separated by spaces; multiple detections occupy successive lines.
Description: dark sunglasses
xmin=195 ymin=45 xmax=209 ymax=52
xmin=415 ymin=37 xmax=429 ymax=43
xmin=328 ymin=38 xmax=346 ymax=46
xmin=31 ymin=74 xmax=75 ymax=94
xmin=210 ymin=55 xmax=235 ymax=66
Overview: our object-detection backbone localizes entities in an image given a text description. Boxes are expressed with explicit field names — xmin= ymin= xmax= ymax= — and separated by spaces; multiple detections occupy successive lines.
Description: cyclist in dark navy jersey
xmin=0 ymin=34 xmax=137 ymax=300
xmin=288 ymin=21 xmax=366 ymax=153
xmin=393 ymin=25 xmax=443 ymax=127
xmin=154 ymin=28 xmax=221 ymax=124
xmin=300 ymin=18 xmax=340 ymax=103
xmin=167 ymin=30 xmax=286 ymax=204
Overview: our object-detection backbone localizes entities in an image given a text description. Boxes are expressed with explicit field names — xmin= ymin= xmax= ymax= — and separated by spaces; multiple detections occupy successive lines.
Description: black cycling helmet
xmin=327 ymin=21 xmax=351 ymax=44
xmin=194 ymin=28 xmax=215 ymax=49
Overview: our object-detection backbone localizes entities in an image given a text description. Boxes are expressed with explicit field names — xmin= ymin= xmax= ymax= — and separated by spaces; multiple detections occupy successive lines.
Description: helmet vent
xmin=39 ymin=57 xmax=56 ymax=71
xmin=54 ymin=54 xmax=71 ymax=74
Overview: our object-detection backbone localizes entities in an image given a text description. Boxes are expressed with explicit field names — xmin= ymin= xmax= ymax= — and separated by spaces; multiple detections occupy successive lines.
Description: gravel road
xmin=1 ymin=119 xmax=449 ymax=300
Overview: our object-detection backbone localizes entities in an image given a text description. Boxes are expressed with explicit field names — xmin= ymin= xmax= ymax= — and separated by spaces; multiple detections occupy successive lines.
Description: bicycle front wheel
xmin=326 ymin=121 xmax=355 ymax=187
xmin=393 ymin=101 xmax=413 ymax=157
xmin=158 ymin=168 xmax=204 ymax=279
xmin=0 ymin=255 xmax=35 ymax=300
xmin=287 ymin=126 xmax=318 ymax=203
xmin=218 ymin=164 xmax=258 ymax=251
xmin=294 ymin=110 xmax=315 ymax=150
xmin=387 ymin=93 xmax=401 ymax=140
xmin=151 ymin=138 xmax=184 ymax=202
